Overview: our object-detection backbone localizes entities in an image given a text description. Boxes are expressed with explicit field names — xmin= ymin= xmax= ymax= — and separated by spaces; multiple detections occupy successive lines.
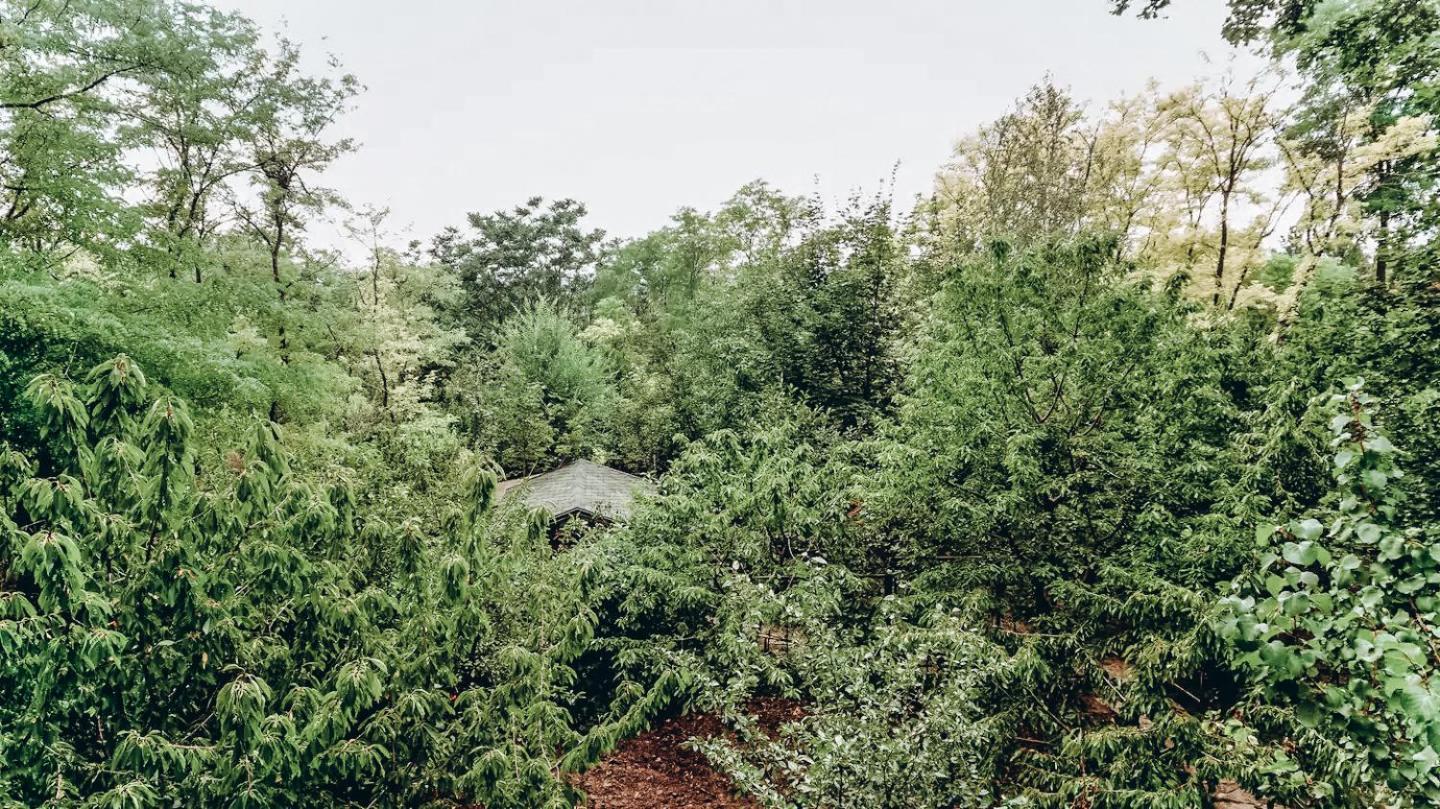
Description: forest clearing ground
xmin=570 ymin=699 xmax=805 ymax=808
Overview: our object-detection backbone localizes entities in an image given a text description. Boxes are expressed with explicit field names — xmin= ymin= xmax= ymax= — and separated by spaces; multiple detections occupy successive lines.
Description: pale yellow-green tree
xmin=338 ymin=206 xmax=469 ymax=478
xmin=929 ymin=73 xmax=1294 ymax=314
xmin=932 ymin=81 xmax=1095 ymax=251
xmin=1281 ymin=109 xmax=1437 ymax=263
xmin=1141 ymin=71 xmax=1288 ymax=309
xmin=1267 ymin=108 xmax=1438 ymax=323
xmin=1088 ymin=83 xmax=1174 ymax=255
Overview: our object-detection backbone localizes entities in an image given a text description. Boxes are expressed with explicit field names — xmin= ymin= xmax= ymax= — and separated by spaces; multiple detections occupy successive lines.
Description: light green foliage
xmin=933 ymin=82 xmax=1098 ymax=250
xmin=3 ymin=357 xmax=393 ymax=805
xmin=450 ymin=301 xmax=616 ymax=472
xmin=4 ymin=0 xmax=1440 ymax=806
xmin=1117 ymin=0 xmax=1440 ymax=284
xmin=0 ymin=0 xmax=356 ymax=268
xmin=0 ymin=0 xmax=188 ymax=250
xmin=694 ymin=606 xmax=1004 ymax=809
xmin=0 ymin=246 xmax=346 ymax=431
xmin=231 ymin=38 xmax=358 ymax=287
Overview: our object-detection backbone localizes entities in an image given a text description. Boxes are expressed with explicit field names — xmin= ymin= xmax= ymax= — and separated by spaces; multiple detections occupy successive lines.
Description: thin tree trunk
xmin=371 ymin=350 xmax=390 ymax=416
xmin=1214 ymin=191 xmax=1231 ymax=307
xmin=371 ymin=247 xmax=380 ymax=308
xmin=1376 ymin=209 xmax=1391 ymax=285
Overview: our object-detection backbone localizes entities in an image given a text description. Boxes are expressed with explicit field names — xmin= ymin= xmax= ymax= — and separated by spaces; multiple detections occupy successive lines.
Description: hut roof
xmin=496 ymin=459 xmax=656 ymax=522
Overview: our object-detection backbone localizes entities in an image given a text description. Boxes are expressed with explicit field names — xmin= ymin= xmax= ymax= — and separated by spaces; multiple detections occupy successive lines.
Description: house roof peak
xmin=497 ymin=459 xmax=656 ymax=522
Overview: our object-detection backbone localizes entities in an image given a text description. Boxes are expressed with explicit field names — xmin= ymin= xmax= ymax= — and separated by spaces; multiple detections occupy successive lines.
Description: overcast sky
xmin=215 ymin=0 xmax=1257 ymax=250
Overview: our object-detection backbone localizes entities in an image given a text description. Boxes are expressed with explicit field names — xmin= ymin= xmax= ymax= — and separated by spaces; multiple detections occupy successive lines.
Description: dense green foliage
xmin=3 ymin=0 xmax=1439 ymax=806
xmin=1223 ymin=383 xmax=1440 ymax=805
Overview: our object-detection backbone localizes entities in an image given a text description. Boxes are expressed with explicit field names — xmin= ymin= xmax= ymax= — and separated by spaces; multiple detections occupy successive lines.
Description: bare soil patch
xmin=570 ymin=698 xmax=804 ymax=808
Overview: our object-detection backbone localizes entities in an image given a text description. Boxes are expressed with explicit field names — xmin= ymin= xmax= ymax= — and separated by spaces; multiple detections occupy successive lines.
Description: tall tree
xmin=128 ymin=6 xmax=270 ymax=281
xmin=431 ymin=197 xmax=607 ymax=338
xmin=233 ymin=38 xmax=357 ymax=288
xmin=1116 ymin=0 xmax=1440 ymax=283
xmin=753 ymin=196 xmax=905 ymax=430
xmin=230 ymin=38 xmax=356 ymax=383
xmin=1151 ymin=71 xmax=1287 ymax=308
xmin=0 ymin=0 xmax=205 ymax=252
xmin=934 ymin=81 xmax=1096 ymax=251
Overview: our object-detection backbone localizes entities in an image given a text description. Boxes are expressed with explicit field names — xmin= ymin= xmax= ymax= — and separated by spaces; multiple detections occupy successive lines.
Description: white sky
xmin=214 ymin=0 xmax=1258 ymax=251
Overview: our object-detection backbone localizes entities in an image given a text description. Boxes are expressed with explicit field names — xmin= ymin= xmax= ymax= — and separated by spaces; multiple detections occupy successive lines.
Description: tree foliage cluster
xmin=2 ymin=0 xmax=1439 ymax=807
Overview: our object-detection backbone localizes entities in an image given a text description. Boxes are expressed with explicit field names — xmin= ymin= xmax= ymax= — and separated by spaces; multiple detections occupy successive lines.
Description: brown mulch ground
xmin=569 ymin=699 xmax=805 ymax=808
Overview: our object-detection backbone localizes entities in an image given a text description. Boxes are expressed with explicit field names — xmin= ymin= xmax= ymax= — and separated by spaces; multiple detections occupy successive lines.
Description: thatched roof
xmin=496 ymin=459 xmax=656 ymax=522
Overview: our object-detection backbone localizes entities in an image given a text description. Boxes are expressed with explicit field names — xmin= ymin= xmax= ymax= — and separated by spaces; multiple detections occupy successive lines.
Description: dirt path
xmin=570 ymin=699 xmax=804 ymax=808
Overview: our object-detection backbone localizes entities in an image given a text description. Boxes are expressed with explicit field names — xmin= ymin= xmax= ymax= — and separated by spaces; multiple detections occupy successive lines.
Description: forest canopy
xmin=2 ymin=0 xmax=1439 ymax=807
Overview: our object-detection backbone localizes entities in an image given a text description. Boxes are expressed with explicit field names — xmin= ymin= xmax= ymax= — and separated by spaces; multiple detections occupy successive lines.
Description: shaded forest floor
xmin=570 ymin=699 xmax=805 ymax=808
xmin=566 ymin=696 xmax=1268 ymax=809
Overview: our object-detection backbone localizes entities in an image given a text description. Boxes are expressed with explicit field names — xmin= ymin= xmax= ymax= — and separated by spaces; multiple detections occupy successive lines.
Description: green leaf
xmin=1366 ymin=435 xmax=1395 ymax=455
xmin=1283 ymin=541 xmax=1321 ymax=566
xmin=1265 ymin=574 xmax=1287 ymax=596
xmin=1255 ymin=522 xmax=1278 ymax=545
xmin=1397 ymin=576 xmax=1427 ymax=595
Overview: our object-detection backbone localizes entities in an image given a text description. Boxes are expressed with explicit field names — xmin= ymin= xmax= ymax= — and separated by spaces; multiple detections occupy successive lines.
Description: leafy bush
xmin=0 ymin=357 xmax=682 ymax=808
xmin=1221 ymin=382 xmax=1440 ymax=806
